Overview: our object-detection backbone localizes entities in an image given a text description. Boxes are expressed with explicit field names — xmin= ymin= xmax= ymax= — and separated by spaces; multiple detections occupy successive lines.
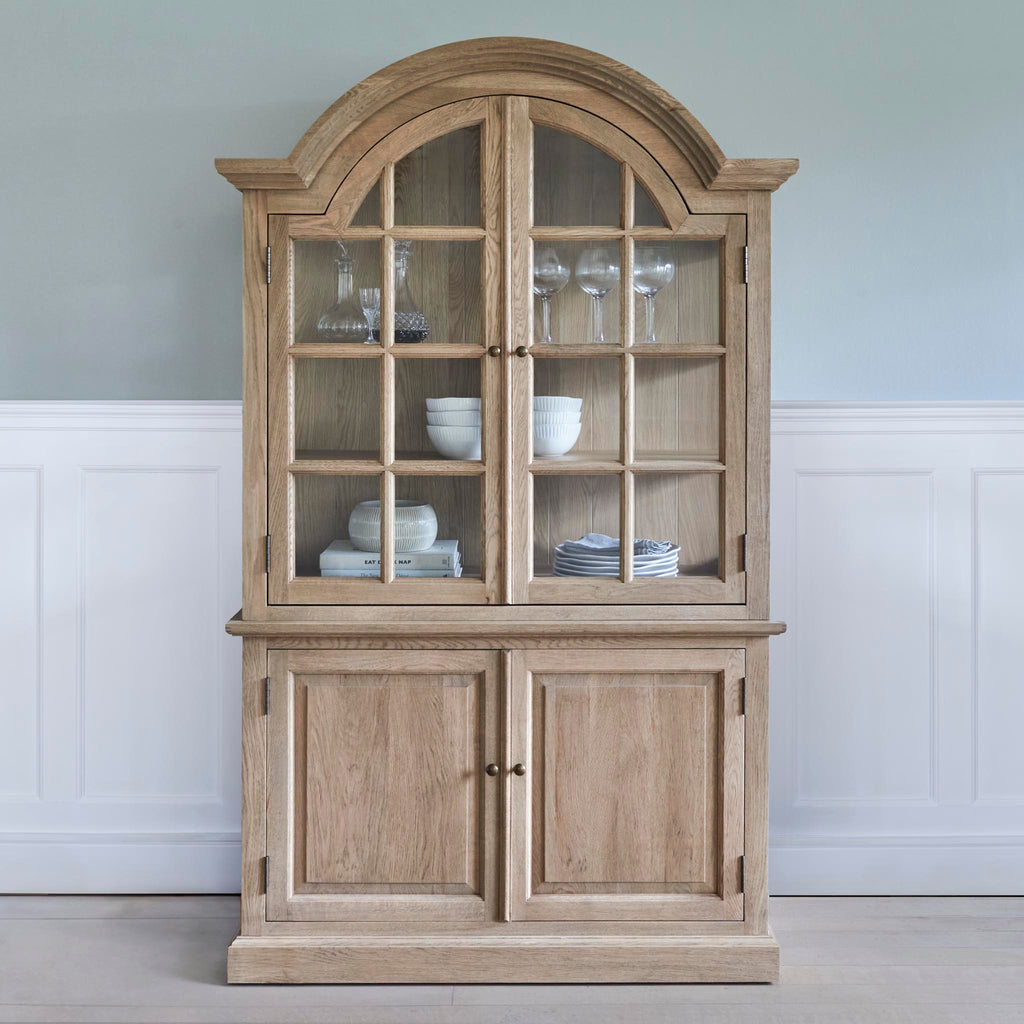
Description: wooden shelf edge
xmin=225 ymin=611 xmax=786 ymax=638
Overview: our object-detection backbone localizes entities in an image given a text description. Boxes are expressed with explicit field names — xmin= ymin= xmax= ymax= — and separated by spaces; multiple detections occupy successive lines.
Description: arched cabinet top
xmin=216 ymin=37 xmax=797 ymax=199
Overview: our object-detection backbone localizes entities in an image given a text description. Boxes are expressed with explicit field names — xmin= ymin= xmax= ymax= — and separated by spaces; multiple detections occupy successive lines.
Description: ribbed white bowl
xmin=426 ymin=424 xmax=482 ymax=460
xmin=533 ymin=410 xmax=581 ymax=424
xmin=426 ymin=410 xmax=482 ymax=426
xmin=348 ymin=500 xmax=438 ymax=553
xmin=534 ymin=396 xmax=582 ymax=412
xmin=425 ymin=397 xmax=481 ymax=412
xmin=533 ymin=422 xmax=582 ymax=457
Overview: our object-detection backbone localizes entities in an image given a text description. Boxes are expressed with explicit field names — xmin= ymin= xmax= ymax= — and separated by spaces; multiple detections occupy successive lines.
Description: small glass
xmin=575 ymin=248 xmax=620 ymax=345
xmin=633 ymin=247 xmax=675 ymax=344
xmin=533 ymin=248 xmax=570 ymax=345
xmin=359 ymin=287 xmax=380 ymax=344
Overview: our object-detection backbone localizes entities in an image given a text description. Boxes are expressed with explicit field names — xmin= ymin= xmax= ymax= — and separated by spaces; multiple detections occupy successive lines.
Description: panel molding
xmin=771 ymin=401 xmax=1024 ymax=894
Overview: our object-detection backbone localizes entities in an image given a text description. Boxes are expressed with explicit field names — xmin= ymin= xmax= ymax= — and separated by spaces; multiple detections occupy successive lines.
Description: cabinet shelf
xmin=292 ymin=450 xmax=486 ymax=474
xmin=530 ymin=452 xmax=724 ymax=473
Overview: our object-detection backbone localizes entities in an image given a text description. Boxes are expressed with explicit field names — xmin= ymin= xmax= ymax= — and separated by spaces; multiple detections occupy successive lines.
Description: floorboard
xmin=0 ymin=896 xmax=1021 ymax=1023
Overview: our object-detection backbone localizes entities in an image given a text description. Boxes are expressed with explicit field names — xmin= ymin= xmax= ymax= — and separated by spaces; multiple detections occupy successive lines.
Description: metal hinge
xmin=743 ymin=246 xmax=749 ymax=283
xmin=740 ymin=677 xmax=747 ymax=715
xmin=263 ymin=855 xmax=269 ymax=893
xmin=740 ymin=533 xmax=747 ymax=571
xmin=265 ymin=245 xmax=271 ymax=285
xmin=264 ymin=676 xmax=270 ymax=716
xmin=265 ymin=534 xmax=271 ymax=573
xmin=739 ymin=855 xmax=745 ymax=892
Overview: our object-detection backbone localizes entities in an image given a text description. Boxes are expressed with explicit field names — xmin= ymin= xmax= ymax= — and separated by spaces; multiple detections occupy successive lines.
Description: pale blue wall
xmin=2 ymin=0 xmax=1021 ymax=398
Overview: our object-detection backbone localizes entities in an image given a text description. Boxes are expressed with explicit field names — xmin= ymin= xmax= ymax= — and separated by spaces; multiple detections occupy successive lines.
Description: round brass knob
xmin=514 ymin=346 xmax=529 ymax=358
xmin=487 ymin=345 xmax=501 ymax=357
xmin=512 ymin=763 xmax=527 ymax=776
xmin=485 ymin=763 xmax=500 ymax=776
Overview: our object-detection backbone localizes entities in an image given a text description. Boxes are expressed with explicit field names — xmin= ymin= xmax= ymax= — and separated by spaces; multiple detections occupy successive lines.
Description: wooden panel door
xmin=267 ymin=650 xmax=501 ymax=922
xmin=509 ymin=649 xmax=744 ymax=921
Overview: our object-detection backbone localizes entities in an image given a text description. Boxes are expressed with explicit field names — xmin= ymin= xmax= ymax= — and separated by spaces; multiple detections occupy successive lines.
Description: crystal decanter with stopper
xmin=316 ymin=243 xmax=368 ymax=342
xmin=393 ymin=240 xmax=430 ymax=343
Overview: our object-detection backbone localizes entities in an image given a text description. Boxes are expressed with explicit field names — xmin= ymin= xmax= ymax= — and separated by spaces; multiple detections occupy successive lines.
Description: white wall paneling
xmin=0 ymin=403 xmax=241 ymax=892
xmin=2 ymin=401 xmax=1022 ymax=894
xmin=771 ymin=402 xmax=1024 ymax=894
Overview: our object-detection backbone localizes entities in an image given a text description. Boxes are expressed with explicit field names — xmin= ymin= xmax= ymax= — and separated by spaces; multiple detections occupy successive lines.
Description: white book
xmin=322 ymin=565 xmax=463 ymax=578
xmin=320 ymin=538 xmax=460 ymax=571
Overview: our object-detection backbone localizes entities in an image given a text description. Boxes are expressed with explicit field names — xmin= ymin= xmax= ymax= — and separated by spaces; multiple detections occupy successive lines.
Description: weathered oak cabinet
xmin=218 ymin=37 xmax=796 ymax=983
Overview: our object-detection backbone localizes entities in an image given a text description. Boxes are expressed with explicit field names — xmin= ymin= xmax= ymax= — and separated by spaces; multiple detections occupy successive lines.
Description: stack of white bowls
xmin=426 ymin=398 xmax=481 ymax=460
xmin=534 ymin=396 xmax=582 ymax=457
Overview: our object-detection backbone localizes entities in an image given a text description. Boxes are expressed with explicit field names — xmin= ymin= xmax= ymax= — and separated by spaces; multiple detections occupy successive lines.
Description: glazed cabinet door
xmin=508 ymin=98 xmax=747 ymax=604
xmin=268 ymin=97 xmax=503 ymax=605
xmin=266 ymin=650 xmax=501 ymax=922
xmin=509 ymin=649 xmax=745 ymax=921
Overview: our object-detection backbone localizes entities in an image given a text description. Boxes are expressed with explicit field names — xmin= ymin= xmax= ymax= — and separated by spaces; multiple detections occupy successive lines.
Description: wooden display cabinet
xmin=218 ymin=37 xmax=796 ymax=983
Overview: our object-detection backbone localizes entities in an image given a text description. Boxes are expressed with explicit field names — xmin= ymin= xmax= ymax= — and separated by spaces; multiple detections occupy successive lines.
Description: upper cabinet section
xmin=217 ymin=39 xmax=797 ymax=613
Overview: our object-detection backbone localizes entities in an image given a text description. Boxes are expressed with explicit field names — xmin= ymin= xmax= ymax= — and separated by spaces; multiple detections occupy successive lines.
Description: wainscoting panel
xmin=770 ymin=403 xmax=1024 ymax=894
xmin=1 ymin=401 xmax=1022 ymax=893
xmin=0 ymin=403 xmax=242 ymax=892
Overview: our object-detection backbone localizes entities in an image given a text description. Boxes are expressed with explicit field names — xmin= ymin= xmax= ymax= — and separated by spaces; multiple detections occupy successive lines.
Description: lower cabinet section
xmin=231 ymin=638 xmax=776 ymax=983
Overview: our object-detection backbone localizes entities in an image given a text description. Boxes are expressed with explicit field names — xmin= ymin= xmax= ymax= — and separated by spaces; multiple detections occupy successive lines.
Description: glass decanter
xmin=316 ymin=243 xmax=370 ymax=342
xmin=393 ymin=240 xmax=430 ymax=343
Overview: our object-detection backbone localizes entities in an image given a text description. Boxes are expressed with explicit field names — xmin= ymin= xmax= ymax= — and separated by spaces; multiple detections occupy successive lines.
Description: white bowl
xmin=426 ymin=424 xmax=482 ymax=460
xmin=425 ymin=397 xmax=481 ymax=412
xmin=533 ymin=422 xmax=582 ymax=457
xmin=534 ymin=395 xmax=582 ymax=412
xmin=533 ymin=410 xmax=581 ymax=424
xmin=426 ymin=410 xmax=482 ymax=426
xmin=348 ymin=500 xmax=438 ymax=553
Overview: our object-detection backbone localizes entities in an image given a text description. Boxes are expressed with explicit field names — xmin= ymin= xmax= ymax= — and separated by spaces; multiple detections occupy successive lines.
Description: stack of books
xmin=320 ymin=539 xmax=462 ymax=578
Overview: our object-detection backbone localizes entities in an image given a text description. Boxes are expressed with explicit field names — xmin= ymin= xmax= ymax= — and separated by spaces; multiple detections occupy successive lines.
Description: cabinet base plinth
xmin=227 ymin=933 xmax=779 ymax=984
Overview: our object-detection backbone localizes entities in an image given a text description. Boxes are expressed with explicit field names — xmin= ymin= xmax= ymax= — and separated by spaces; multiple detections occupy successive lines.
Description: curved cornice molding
xmin=216 ymin=37 xmax=798 ymax=193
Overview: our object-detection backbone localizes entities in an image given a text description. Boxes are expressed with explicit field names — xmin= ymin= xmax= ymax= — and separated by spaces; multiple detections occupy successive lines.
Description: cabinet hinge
xmin=740 ymin=677 xmax=746 ymax=716
xmin=739 ymin=855 xmax=745 ymax=892
xmin=263 ymin=855 xmax=269 ymax=893
xmin=265 ymin=534 xmax=271 ymax=573
xmin=743 ymin=245 xmax=749 ymax=284
xmin=265 ymin=245 xmax=271 ymax=285
xmin=740 ymin=533 xmax=747 ymax=571
xmin=264 ymin=676 xmax=270 ymax=716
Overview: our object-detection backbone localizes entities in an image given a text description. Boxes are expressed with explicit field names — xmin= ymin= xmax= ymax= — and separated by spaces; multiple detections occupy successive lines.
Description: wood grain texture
xmin=215 ymin=38 xmax=797 ymax=197
xmin=510 ymin=649 xmax=744 ymax=923
xmin=239 ymin=637 xmax=267 ymax=934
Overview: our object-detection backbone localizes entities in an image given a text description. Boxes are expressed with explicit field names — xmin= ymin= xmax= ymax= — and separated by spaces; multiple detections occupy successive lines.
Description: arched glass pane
xmin=350 ymin=178 xmax=380 ymax=226
xmin=394 ymin=126 xmax=481 ymax=225
xmin=634 ymin=179 xmax=667 ymax=227
xmin=533 ymin=125 xmax=620 ymax=225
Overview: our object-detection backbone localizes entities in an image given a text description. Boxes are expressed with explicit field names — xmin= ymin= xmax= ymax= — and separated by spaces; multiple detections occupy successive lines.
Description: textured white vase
xmin=348 ymin=499 xmax=438 ymax=552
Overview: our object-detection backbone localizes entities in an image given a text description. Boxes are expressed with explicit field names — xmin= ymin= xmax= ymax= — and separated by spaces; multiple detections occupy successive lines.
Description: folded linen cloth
xmin=559 ymin=533 xmax=674 ymax=556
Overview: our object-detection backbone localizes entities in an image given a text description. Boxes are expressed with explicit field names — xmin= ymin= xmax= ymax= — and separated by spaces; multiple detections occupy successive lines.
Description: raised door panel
xmin=510 ymin=649 xmax=744 ymax=921
xmin=267 ymin=650 xmax=500 ymax=922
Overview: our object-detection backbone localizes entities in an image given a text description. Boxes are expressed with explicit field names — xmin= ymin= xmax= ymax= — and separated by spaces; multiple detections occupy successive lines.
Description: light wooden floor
xmin=0 ymin=897 xmax=1022 ymax=1022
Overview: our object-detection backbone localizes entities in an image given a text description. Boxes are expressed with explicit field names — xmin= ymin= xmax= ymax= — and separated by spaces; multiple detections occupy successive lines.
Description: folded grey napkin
xmin=559 ymin=533 xmax=674 ymax=556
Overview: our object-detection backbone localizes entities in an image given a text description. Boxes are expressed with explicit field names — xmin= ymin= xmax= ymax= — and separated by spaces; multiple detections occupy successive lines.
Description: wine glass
xmin=532 ymin=248 xmax=570 ymax=345
xmin=575 ymin=248 xmax=620 ymax=344
xmin=358 ymin=287 xmax=380 ymax=344
xmin=632 ymin=247 xmax=675 ymax=343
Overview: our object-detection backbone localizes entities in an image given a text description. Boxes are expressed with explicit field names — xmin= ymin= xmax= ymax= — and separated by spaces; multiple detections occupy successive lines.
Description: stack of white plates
xmin=552 ymin=538 xmax=680 ymax=578
xmin=534 ymin=396 xmax=582 ymax=457
xmin=426 ymin=398 xmax=481 ymax=459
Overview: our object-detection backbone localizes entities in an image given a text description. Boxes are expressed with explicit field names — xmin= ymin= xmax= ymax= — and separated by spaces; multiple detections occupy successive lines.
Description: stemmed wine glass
xmin=358 ymin=287 xmax=380 ymax=344
xmin=532 ymin=248 xmax=570 ymax=345
xmin=575 ymin=248 xmax=620 ymax=344
xmin=632 ymin=247 xmax=675 ymax=343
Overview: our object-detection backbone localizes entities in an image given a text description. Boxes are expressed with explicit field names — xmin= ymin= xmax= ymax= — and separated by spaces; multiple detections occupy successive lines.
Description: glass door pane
xmin=394 ymin=126 xmax=481 ymax=226
xmin=533 ymin=125 xmax=620 ymax=225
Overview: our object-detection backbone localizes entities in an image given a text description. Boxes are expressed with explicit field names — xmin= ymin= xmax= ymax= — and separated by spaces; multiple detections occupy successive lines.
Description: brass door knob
xmin=512 ymin=763 xmax=527 ymax=776
xmin=487 ymin=345 xmax=501 ymax=357
xmin=485 ymin=763 xmax=500 ymax=776
xmin=514 ymin=346 xmax=529 ymax=358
